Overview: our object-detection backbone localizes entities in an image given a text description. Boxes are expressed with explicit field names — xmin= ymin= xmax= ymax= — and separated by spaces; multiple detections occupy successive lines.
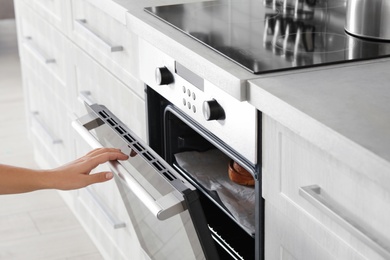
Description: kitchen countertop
xmin=100 ymin=0 xmax=390 ymax=187
xmin=248 ymin=59 xmax=390 ymax=187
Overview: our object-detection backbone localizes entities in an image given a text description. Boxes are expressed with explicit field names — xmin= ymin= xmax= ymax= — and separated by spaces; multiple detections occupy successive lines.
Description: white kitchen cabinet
xmin=14 ymin=0 xmax=149 ymax=259
xmin=69 ymin=0 xmax=143 ymax=98
xmin=70 ymin=43 xmax=146 ymax=142
xmin=21 ymin=65 xmax=74 ymax=167
xmin=262 ymin=114 xmax=390 ymax=260
xmin=18 ymin=0 xmax=71 ymax=33
xmin=265 ymin=202 xmax=334 ymax=260
xmin=15 ymin=0 xmax=75 ymax=167
xmin=15 ymin=0 xmax=73 ymax=110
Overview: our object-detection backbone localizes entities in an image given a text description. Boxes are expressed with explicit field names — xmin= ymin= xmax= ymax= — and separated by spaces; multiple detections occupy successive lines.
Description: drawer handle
xmin=299 ymin=185 xmax=390 ymax=259
xmin=78 ymin=90 xmax=95 ymax=106
xmin=74 ymin=19 xmax=124 ymax=52
xmin=23 ymin=37 xmax=56 ymax=64
xmin=31 ymin=111 xmax=62 ymax=144
xmin=81 ymin=187 xmax=126 ymax=229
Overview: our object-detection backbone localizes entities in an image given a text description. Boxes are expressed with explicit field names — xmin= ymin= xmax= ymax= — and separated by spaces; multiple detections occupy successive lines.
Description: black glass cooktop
xmin=145 ymin=0 xmax=390 ymax=74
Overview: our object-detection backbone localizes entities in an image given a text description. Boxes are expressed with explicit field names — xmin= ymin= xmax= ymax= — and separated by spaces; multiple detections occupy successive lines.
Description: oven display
xmin=175 ymin=61 xmax=204 ymax=91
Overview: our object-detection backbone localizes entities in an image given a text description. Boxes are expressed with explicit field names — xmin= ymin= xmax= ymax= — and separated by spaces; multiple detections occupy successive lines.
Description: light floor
xmin=0 ymin=19 xmax=103 ymax=260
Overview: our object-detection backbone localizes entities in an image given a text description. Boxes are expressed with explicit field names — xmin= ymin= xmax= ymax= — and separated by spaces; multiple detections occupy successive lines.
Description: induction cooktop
xmin=145 ymin=0 xmax=390 ymax=74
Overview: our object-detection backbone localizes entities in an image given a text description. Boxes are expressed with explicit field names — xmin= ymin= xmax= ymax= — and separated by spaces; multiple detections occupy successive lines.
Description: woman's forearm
xmin=0 ymin=165 xmax=51 ymax=194
xmin=0 ymin=148 xmax=129 ymax=195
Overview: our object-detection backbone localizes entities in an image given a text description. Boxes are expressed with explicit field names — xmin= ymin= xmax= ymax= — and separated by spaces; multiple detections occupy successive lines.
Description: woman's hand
xmin=47 ymin=148 xmax=129 ymax=190
xmin=0 ymin=148 xmax=129 ymax=194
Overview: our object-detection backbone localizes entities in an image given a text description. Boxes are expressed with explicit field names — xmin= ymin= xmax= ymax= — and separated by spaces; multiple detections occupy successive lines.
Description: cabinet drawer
xmin=71 ymin=44 xmax=146 ymax=142
xmin=264 ymin=202 xmax=370 ymax=260
xmin=70 ymin=0 xmax=142 ymax=97
xmin=18 ymin=0 xmax=70 ymax=32
xmin=263 ymin=115 xmax=390 ymax=259
xmin=17 ymin=2 xmax=72 ymax=107
xmin=23 ymin=66 xmax=73 ymax=166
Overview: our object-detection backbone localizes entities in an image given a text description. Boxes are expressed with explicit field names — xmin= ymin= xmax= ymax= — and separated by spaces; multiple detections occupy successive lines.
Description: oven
xmin=72 ymin=37 xmax=263 ymax=259
xmin=140 ymin=39 xmax=263 ymax=259
xmin=147 ymin=88 xmax=262 ymax=259
xmin=72 ymin=92 xmax=262 ymax=259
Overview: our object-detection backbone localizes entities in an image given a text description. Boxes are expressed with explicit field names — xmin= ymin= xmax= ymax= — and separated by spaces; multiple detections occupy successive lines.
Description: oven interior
xmin=147 ymin=86 xmax=258 ymax=259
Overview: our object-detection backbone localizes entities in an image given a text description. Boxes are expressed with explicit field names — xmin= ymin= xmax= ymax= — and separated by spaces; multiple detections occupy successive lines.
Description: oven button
xmin=202 ymin=100 xmax=225 ymax=121
xmin=155 ymin=67 xmax=174 ymax=85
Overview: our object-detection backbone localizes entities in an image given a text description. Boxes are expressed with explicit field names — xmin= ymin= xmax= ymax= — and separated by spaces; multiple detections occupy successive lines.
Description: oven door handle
xmin=72 ymin=120 xmax=187 ymax=221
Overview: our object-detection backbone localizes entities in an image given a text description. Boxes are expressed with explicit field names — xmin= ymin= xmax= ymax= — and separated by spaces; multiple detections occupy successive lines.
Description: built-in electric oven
xmin=140 ymin=39 xmax=263 ymax=259
xmin=147 ymin=87 xmax=262 ymax=259
xmin=73 ymin=87 xmax=262 ymax=259
xmin=73 ymin=36 xmax=263 ymax=258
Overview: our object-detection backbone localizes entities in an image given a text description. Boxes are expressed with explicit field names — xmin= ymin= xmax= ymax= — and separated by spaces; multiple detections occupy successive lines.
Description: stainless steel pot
xmin=345 ymin=0 xmax=390 ymax=41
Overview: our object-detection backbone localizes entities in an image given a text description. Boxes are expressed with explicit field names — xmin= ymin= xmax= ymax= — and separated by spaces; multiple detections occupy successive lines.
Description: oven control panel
xmin=139 ymin=39 xmax=258 ymax=164
xmin=153 ymin=65 xmax=230 ymax=123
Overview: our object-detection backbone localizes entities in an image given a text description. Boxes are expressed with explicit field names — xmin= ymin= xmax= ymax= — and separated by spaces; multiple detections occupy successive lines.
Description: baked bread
xmin=228 ymin=160 xmax=255 ymax=186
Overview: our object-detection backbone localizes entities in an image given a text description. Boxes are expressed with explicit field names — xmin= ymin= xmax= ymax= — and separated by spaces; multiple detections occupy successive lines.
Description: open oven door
xmin=72 ymin=92 xmax=219 ymax=260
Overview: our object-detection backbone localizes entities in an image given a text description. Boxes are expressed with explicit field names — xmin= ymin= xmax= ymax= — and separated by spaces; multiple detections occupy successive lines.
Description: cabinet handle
xmin=23 ymin=37 xmax=56 ymax=64
xmin=299 ymin=185 xmax=390 ymax=259
xmin=72 ymin=119 xmax=186 ymax=220
xmin=78 ymin=90 xmax=96 ymax=106
xmin=31 ymin=111 xmax=62 ymax=144
xmin=81 ymin=187 xmax=126 ymax=229
xmin=74 ymin=19 xmax=124 ymax=52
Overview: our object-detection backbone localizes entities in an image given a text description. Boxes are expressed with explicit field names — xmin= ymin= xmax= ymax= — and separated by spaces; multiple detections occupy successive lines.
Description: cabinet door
xmin=21 ymin=64 xmax=73 ymax=167
xmin=265 ymin=202 xmax=334 ymax=260
xmin=16 ymin=1 xmax=73 ymax=110
xmin=69 ymin=0 xmax=143 ymax=97
xmin=263 ymin=115 xmax=390 ymax=260
xmin=17 ymin=0 xmax=71 ymax=33
xmin=70 ymin=43 xmax=146 ymax=142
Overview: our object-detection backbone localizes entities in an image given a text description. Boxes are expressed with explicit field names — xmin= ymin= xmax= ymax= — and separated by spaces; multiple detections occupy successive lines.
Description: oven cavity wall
xmin=13 ymin=0 xmax=147 ymax=259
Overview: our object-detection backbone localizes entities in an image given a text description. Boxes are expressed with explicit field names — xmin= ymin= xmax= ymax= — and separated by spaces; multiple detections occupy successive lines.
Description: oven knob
xmin=155 ymin=67 xmax=174 ymax=85
xmin=202 ymin=100 xmax=225 ymax=121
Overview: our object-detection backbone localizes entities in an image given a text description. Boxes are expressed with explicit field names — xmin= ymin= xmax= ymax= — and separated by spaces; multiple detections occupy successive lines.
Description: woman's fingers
xmin=82 ymin=149 xmax=129 ymax=170
xmin=84 ymin=148 xmax=123 ymax=158
xmin=85 ymin=171 xmax=114 ymax=186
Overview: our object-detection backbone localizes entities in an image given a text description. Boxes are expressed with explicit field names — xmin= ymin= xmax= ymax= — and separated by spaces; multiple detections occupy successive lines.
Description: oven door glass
xmin=72 ymin=101 xmax=219 ymax=259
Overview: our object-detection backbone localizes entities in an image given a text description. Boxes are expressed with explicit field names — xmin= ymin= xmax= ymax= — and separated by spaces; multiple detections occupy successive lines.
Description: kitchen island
xmin=14 ymin=0 xmax=390 ymax=259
